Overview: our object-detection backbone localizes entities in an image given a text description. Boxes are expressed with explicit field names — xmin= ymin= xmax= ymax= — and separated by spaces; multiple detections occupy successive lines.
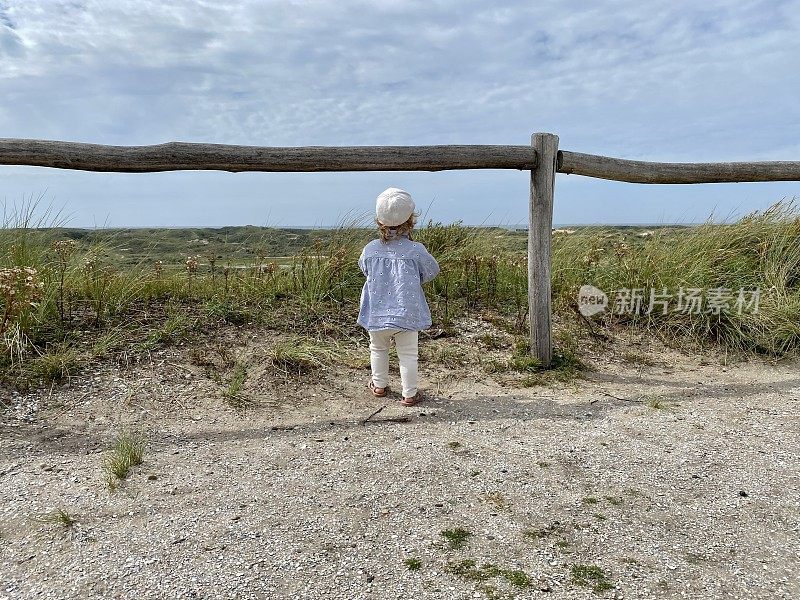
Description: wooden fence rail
xmin=0 ymin=140 xmax=537 ymax=172
xmin=3 ymin=138 xmax=800 ymax=180
xmin=558 ymin=151 xmax=800 ymax=184
xmin=2 ymin=135 xmax=799 ymax=366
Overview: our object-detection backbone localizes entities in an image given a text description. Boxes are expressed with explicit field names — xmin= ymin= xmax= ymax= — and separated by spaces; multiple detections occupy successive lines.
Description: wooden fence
xmin=2 ymin=135 xmax=800 ymax=366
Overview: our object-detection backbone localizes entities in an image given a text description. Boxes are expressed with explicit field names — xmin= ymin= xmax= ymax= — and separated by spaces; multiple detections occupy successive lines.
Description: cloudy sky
xmin=1 ymin=0 xmax=798 ymax=227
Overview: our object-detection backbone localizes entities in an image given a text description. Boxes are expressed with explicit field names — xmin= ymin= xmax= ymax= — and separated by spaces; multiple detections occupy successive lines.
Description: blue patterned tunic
xmin=357 ymin=236 xmax=440 ymax=331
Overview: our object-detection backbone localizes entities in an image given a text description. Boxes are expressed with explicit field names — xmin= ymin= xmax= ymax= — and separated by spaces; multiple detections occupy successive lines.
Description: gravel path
xmin=1 ymin=343 xmax=799 ymax=599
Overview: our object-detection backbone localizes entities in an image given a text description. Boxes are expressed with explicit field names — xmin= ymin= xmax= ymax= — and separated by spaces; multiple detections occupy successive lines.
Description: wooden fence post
xmin=529 ymin=132 xmax=559 ymax=368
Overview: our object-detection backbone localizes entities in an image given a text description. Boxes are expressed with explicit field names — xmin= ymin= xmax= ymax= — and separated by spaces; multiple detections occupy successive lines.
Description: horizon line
xmin=10 ymin=222 xmax=699 ymax=230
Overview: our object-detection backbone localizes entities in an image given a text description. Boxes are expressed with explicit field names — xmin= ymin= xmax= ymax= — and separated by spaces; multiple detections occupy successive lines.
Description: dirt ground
xmin=1 ymin=328 xmax=799 ymax=599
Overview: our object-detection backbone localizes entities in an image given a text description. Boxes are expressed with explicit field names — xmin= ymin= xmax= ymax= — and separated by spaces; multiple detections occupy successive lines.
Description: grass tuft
xmin=34 ymin=507 xmax=77 ymax=529
xmin=570 ymin=564 xmax=613 ymax=593
xmin=26 ymin=344 xmax=84 ymax=385
xmin=103 ymin=430 xmax=146 ymax=490
xmin=487 ymin=337 xmax=585 ymax=385
xmin=270 ymin=338 xmax=337 ymax=374
xmin=222 ymin=361 xmax=248 ymax=406
xmin=404 ymin=557 xmax=422 ymax=571
xmin=440 ymin=527 xmax=472 ymax=550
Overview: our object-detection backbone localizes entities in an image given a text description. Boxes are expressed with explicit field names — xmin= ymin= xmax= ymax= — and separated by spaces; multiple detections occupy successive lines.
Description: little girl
xmin=357 ymin=187 xmax=440 ymax=406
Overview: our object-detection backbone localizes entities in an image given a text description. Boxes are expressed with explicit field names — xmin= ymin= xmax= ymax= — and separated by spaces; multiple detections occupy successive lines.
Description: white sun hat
xmin=375 ymin=187 xmax=416 ymax=227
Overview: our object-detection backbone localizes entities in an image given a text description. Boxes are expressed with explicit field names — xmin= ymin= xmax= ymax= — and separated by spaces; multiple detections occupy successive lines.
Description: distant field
xmin=44 ymin=225 xmax=366 ymax=269
xmin=42 ymin=224 xmax=680 ymax=269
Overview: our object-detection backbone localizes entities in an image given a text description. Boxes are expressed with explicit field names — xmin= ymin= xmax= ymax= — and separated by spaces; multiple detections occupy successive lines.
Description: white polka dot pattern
xmin=357 ymin=236 xmax=440 ymax=331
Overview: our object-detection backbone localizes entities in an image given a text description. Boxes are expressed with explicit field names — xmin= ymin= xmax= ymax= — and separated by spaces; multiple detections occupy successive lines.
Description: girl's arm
xmin=419 ymin=250 xmax=440 ymax=283
xmin=358 ymin=249 xmax=368 ymax=276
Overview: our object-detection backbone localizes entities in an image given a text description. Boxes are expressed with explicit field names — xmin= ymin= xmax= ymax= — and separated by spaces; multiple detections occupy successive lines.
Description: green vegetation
xmin=33 ymin=507 xmax=77 ymax=529
xmin=555 ymin=202 xmax=800 ymax=355
xmin=104 ymin=430 xmax=146 ymax=490
xmin=404 ymin=557 xmax=423 ymax=571
xmin=445 ymin=559 xmax=532 ymax=595
xmin=440 ymin=527 xmax=472 ymax=550
xmin=223 ymin=361 xmax=249 ymax=407
xmin=25 ymin=343 xmax=83 ymax=385
xmin=570 ymin=564 xmax=614 ymax=593
xmin=2 ymin=201 xmax=800 ymax=391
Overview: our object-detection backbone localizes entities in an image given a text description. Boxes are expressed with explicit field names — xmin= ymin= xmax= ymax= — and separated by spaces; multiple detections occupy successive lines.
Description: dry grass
xmin=270 ymin=338 xmax=338 ymax=374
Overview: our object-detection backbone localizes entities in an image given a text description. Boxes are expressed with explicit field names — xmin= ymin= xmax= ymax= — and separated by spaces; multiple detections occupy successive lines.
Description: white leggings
xmin=368 ymin=329 xmax=419 ymax=398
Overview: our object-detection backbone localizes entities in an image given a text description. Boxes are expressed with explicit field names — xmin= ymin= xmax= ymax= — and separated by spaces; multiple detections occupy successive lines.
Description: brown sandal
xmin=368 ymin=380 xmax=387 ymax=398
xmin=400 ymin=392 xmax=423 ymax=407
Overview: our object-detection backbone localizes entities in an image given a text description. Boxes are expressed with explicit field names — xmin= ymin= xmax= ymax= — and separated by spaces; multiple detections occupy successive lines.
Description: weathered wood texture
xmin=558 ymin=151 xmax=800 ymax=183
xmin=0 ymin=139 xmax=538 ymax=173
xmin=3 ymin=139 xmax=798 ymax=183
xmin=529 ymin=133 xmax=559 ymax=368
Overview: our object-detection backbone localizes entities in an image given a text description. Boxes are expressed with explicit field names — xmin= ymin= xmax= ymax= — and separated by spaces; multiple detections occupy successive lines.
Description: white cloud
xmin=0 ymin=0 xmax=798 ymax=226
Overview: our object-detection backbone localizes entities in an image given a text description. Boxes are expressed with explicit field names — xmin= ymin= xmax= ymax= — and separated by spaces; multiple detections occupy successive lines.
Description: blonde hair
xmin=377 ymin=214 xmax=416 ymax=243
